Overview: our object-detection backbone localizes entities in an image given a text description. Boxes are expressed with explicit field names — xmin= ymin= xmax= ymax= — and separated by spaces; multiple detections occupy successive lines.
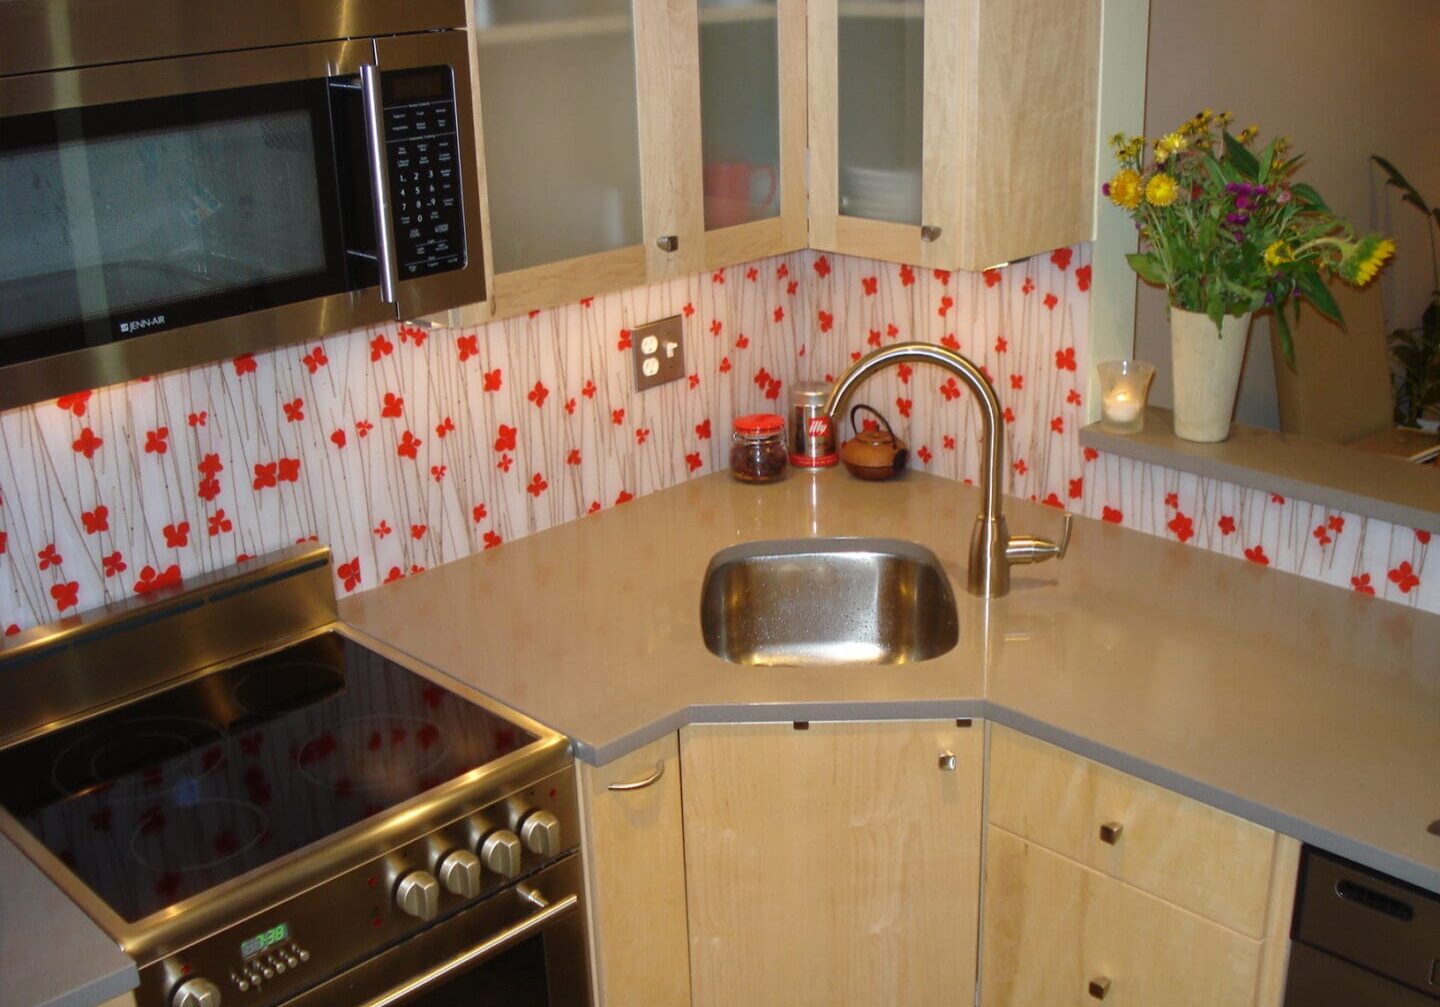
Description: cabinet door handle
xmin=920 ymin=224 xmax=942 ymax=242
xmin=938 ymin=750 xmax=957 ymax=771
xmin=1088 ymin=976 xmax=1111 ymax=1000
xmin=656 ymin=234 xmax=679 ymax=252
xmin=607 ymin=762 xmax=665 ymax=792
xmin=1099 ymin=821 xmax=1124 ymax=844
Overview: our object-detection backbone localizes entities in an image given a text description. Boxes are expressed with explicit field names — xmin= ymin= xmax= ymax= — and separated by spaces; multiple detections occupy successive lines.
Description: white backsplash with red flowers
xmin=0 ymin=246 xmax=1433 ymax=636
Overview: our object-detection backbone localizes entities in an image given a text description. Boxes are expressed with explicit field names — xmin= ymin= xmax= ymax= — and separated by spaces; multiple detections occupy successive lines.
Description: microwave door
xmin=0 ymin=40 xmax=398 ymax=409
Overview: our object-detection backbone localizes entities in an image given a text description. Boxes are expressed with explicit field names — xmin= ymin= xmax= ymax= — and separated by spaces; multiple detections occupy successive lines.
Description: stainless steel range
xmin=0 ymin=546 xmax=589 ymax=1007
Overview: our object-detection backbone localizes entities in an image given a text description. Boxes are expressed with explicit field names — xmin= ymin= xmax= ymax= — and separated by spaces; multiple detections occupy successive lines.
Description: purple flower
xmin=1236 ymin=195 xmax=1253 ymax=211
xmin=1277 ymin=189 xmax=1292 ymax=204
xmin=1226 ymin=212 xmax=1250 ymax=226
xmin=1264 ymin=291 xmax=1276 ymax=305
xmin=1226 ymin=182 xmax=1243 ymax=193
xmin=1102 ymin=182 xmax=1111 ymax=196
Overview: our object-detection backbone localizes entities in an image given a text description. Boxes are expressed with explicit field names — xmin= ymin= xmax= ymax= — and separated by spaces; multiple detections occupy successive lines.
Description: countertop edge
xmin=29 ymin=969 xmax=139 ymax=1007
xmin=1080 ymin=409 xmax=1440 ymax=533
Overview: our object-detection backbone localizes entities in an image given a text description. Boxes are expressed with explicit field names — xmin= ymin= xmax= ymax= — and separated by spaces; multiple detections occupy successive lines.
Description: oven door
xmin=285 ymin=854 xmax=590 ymax=1007
xmin=0 ymin=31 xmax=484 ymax=409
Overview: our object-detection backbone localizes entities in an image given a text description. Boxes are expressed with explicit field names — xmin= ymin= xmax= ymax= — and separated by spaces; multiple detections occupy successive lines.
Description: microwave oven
xmin=0 ymin=0 xmax=486 ymax=410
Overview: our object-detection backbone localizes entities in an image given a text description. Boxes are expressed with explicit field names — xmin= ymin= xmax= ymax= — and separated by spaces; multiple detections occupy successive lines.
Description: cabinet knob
xmin=938 ymin=750 xmax=957 ymax=771
xmin=1099 ymin=822 xmax=1124 ymax=845
xmin=656 ymin=234 xmax=679 ymax=252
xmin=1088 ymin=976 xmax=1111 ymax=1000
xmin=920 ymin=225 xmax=942 ymax=242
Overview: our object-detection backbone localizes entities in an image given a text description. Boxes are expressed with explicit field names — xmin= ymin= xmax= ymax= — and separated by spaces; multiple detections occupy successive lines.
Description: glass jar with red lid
xmin=730 ymin=413 xmax=788 ymax=483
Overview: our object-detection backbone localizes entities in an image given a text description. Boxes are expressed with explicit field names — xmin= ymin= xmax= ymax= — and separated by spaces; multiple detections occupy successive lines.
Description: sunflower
xmin=1340 ymin=236 xmax=1396 ymax=286
xmin=1145 ymin=173 xmax=1180 ymax=207
xmin=1263 ymin=241 xmax=1293 ymax=268
xmin=1107 ymin=168 xmax=1144 ymax=211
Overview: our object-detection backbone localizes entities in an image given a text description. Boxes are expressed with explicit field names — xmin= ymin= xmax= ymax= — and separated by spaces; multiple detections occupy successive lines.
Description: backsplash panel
xmin=1 ymin=244 xmax=1433 ymax=635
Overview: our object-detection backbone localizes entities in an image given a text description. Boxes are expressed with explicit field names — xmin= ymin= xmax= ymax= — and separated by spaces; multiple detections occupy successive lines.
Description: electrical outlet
xmin=632 ymin=315 xmax=686 ymax=391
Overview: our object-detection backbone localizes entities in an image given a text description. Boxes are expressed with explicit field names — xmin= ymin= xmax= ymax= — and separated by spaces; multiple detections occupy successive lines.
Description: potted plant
xmin=1106 ymin=112 xmax=1394 ymax=442
xmin=1371 ymin=156 xmax=1440 ymax=431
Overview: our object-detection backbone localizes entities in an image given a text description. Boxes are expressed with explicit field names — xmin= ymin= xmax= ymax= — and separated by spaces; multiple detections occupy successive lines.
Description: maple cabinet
xmin=981 ymin=726 xmax=1300 ymax=1007
xmin=808 ymin=0 xmax=1101 ymax=270
xmin=576 ymin=733 xmax=692 ymax=1007
xmin=679 ymin=719 xmax=984 ymax=1007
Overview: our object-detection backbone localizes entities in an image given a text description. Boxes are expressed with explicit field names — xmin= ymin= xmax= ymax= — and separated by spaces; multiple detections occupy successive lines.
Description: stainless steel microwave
xmin=0 ymin=0 xmax=486 ymax=410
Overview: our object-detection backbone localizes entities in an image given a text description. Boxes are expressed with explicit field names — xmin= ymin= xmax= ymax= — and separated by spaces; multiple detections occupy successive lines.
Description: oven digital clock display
xmin=241 ymin=923 xmax=290 ymax=959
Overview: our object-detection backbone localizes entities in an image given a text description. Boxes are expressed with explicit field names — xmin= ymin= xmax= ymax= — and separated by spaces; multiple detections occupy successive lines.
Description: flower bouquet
xmin=1105 ymin=111 xmax=1393 ymax=440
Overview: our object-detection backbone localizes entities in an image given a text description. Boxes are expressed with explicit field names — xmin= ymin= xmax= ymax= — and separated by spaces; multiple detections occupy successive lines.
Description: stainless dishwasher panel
xmin=1284 ymin=847 xmax=1440 ymax=1005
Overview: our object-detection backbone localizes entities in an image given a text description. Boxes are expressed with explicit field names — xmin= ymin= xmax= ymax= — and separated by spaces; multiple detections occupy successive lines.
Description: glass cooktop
xmin=0 ymin=632 xmax=536 ymax=922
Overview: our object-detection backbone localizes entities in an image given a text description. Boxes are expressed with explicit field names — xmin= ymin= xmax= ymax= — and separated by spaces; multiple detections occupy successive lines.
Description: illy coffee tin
xmin=789 ymin=381 xmax=838 ymax=468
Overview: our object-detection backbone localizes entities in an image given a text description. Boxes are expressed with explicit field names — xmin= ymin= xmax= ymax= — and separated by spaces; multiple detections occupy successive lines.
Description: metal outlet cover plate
xmin=632 ymin=315 xmax=685 ymax=391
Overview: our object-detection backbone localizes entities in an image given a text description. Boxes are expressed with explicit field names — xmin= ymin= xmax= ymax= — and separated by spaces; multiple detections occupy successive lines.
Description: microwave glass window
xmin=0 ymin=80 xmax=351 ymax=365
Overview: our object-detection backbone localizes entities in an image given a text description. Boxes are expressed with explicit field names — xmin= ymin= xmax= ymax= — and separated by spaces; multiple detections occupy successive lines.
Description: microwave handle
xmin=359 ymin=63 xmax=400 ymax=305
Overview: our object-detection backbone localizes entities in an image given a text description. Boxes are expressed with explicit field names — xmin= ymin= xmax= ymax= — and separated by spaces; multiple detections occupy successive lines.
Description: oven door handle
xmin=357 ymin=887 xmax=580 ymax=1007
xmin=359 ymin=62 xmax=400 ymax=306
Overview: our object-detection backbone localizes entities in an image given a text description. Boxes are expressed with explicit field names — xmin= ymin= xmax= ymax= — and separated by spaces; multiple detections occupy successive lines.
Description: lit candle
xmin=1103 ymin=389 xmax=1142 ymax=425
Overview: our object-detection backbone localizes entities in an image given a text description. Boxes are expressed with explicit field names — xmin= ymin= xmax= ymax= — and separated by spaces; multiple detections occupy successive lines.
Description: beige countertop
xmin=341 ymin=467 xmax=1440 ymax=894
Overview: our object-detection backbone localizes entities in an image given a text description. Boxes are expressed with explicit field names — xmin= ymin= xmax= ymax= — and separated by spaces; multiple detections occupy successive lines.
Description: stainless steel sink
xmin=700 ymin=538 xmax=960 ymax=667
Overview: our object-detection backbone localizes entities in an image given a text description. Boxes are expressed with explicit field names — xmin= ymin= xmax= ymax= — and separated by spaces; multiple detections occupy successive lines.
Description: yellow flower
xmin=1154 ymin=132 xmax=1188 ymax=164
xmin=1145 ymin=173 xmax=1180 ymax=207
xmin=1263 ymin=241 xmax=1293 ymax=268
xmin=1349 ymin=237 xmax=1395 ymax=285
xmin=1107 ymin=168 xmax=1143 ymax=210
xmin=1237 ymin=124 xmax=1259 ymax=144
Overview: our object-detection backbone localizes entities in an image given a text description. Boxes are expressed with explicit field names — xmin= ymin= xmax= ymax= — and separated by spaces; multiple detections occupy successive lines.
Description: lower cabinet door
xmin=578 ymin=734 xmax=692 ymax=1007
xmin=682 ymin=719 xmax=984 ymax=1007
xmin=982 ymin=825 xmax=1264 ymax=1007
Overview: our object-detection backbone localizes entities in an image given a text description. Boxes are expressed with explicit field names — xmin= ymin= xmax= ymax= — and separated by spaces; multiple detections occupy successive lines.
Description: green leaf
xmin=1125 ymin=253 xmax=1166 ymax=287
xmin=1223 ymin=132 xmax=1260 ymax=179
xmin=1257 ymin=140 xmax=1278 ymax=185
xmin=1371 ymin=155 xmax=1432 ymax=214
xmin=1295 ymin=269 xmax=1343 ymax=324
xmin=1273 ymin=308 xmax=1296 ymax=369
xmin=1290 ymin=183 xmax=1331 ymax=213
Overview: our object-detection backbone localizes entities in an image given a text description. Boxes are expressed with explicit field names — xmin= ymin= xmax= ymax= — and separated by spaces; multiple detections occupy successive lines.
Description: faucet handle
xmin=1005 ymin=512 xmax=1073 ymax=566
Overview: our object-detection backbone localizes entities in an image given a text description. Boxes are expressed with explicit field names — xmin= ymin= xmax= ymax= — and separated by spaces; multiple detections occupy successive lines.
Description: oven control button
xmin=437 ymin=849 xmax=482 ymax=898
xmin=480 ymin=830 xmax=522 ymax=878
xmin=172 ymin=977 xmax=222 ymax=1007
xmin=519 ymin=810 xmax=562 ymax=857
xmin=395 ymin=869 xmax=441 ymax=920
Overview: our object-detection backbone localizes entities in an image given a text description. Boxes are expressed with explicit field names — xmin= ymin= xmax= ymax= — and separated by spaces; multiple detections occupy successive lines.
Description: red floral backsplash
xmin=0 ymin=245 xmax=1432 ymax=636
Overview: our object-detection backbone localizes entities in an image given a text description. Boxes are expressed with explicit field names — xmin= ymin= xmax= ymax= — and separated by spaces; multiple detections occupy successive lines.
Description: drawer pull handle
xmin=656 ymin=234 xmax=679 ymax=253
xmin=1099 ymin=822 xmax=1124 ymax=844
xmin=920 ymin=224 xmax=942 ymax=242
xmin=1088 ymin=977 xmax=1111 ymax=1000
xmin=607 ymin=762 xmax=665 ymax=792
xmin=938 ymin=750 xmax=957 ymax=771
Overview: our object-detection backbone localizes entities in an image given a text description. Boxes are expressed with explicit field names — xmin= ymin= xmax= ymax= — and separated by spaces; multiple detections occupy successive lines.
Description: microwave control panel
xmin=383 ymin=68 xmax=466 ymax=279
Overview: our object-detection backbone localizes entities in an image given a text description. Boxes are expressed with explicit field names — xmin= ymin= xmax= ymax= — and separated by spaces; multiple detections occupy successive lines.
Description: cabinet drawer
xmin=982 ymin=825 xmax=1264 ymax=1007
xmin=987 ymin=726 xmax=1277 ymax=937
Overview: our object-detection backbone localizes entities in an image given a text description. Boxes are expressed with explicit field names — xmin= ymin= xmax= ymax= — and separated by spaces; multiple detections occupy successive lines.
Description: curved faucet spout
xmin=822 ymin=341 xmax=1070 ymax=598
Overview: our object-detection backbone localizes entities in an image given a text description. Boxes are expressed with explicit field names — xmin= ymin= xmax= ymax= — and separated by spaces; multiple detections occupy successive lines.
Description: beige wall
xmin=1135 ymin=0 xmax=1440 ymax=428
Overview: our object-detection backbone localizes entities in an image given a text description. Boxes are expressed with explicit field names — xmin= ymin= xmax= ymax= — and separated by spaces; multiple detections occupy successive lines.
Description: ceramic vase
xmin=1170 ymin=307 xmax=1254 ymax=443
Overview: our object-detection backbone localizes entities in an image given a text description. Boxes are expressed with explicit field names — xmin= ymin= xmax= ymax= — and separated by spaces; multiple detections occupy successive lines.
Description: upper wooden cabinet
xmin=681 ymin=719 xmax=984 ymax=1007
xmin=697 ymin=0 xmax=809 ymax=269
xmin=467 ymin=0 xmax=703 ymax=316
xmin=808 ymin=0 xmax=1100 ymax=271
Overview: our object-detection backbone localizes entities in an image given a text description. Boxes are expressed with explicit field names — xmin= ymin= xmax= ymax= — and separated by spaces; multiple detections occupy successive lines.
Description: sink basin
xmin=700 ymin=538 xmax=959 ymax=667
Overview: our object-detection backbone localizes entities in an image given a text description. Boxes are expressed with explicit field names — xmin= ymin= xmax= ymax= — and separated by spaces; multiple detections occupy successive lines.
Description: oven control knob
xmin=172 ymin=978 xmax=222 ymax=1007
xmin=437 ymin=849 xmax=482 ymax=898
xmin=481 ymin=830 xmax=522 ymax=878
xmin=520 ymin=810 xmax=562 ymax=857
xmin=395 ymin=870 xmax=440 ymax=921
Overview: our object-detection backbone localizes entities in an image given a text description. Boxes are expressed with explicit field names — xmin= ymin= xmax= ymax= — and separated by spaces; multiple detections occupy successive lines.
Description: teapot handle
xmin=849 ymin=403 xmax=898 ymax=441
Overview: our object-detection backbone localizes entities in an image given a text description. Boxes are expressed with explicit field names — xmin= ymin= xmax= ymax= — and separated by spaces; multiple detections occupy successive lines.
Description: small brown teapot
xmin=840 ymin=404 xmax=908 ymax=481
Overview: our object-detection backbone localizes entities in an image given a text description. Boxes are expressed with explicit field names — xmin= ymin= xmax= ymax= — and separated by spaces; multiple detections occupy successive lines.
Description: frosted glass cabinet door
xmin=836 ymin=0 xmax=923 ymax=226
xmin=473 ymin=0 xmax=645 ymax=273
xmin=697 ymin=0 xmax=782 ymax=230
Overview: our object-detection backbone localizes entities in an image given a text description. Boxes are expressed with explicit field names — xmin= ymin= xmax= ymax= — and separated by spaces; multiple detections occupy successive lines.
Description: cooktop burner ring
xmin=129 ymin=797 xmax=269 ymax=873
xmin=229 ymin=658 xmax=346 ymax=718
xmin=296 ymin=714 xmax=449 ymax=793
xmin=51 ymin=715 xmax=227 ymax=803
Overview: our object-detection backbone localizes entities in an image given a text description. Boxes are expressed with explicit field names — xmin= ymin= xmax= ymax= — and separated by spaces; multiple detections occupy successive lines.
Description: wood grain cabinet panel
xmin=577 ymin=734 xmax=692 ymax=1007
xmin=681 ymin=719 xmax=984 ymax=1007
xmin=982 ymin=826 xmax=1264 ymax=1007
xmin=987 ymin=726 xmax=1277 ymax=938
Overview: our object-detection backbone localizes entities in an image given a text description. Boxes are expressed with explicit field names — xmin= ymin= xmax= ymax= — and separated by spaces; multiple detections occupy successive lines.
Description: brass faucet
xmin=823 ymin=342 xmax=1072 ymax=598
